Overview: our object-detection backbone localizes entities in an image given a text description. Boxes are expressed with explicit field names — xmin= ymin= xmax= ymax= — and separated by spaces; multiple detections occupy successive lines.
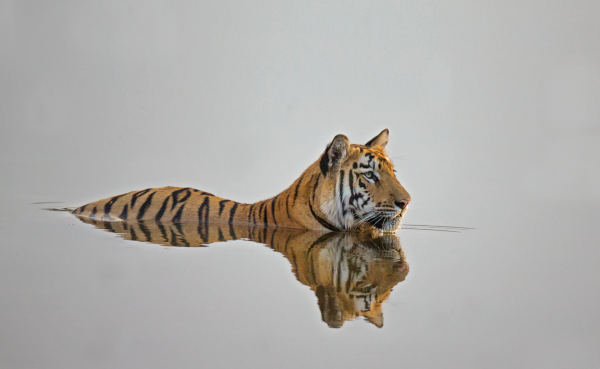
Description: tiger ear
xmin=365 ymin=312 xmax=384 ymax=328
xmin=320 ymin=134 xmax=350 ymax=176
xmin=365 ymin=129 xmax=389 ymax=150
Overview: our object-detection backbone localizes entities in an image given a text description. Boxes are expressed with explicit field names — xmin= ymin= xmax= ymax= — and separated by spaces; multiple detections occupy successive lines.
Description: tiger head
xmin=315 ymin=129 xmax=411 ymax=233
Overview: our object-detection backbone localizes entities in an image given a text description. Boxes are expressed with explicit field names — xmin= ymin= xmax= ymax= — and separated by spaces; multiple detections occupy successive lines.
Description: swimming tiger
xmin=76 ymin=217 xmax=409 ymax=328
xmin=72 ymin=129 xmax=411 ymax=233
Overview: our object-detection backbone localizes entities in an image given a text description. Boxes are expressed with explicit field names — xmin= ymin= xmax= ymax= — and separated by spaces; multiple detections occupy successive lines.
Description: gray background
xmin=1 ymin=1 xmax=599 ymax=368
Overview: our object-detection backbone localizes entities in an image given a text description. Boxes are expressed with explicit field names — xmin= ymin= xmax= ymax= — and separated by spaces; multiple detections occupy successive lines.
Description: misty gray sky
xmin=1 ymin=1 xmax=598 ymax=220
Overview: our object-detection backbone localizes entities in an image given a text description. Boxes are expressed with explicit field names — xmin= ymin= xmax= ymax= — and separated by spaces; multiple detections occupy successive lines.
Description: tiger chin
xmin=72 ymin=129 xmax=411 ymax=234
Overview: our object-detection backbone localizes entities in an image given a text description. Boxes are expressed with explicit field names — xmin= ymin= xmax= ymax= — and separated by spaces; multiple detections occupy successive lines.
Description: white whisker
xmin=351 ymin=212 xmax=378 ymax=230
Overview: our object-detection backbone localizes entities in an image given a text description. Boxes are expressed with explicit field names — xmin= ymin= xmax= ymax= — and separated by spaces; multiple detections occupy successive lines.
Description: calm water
xmin=2 ymin=1 xmax=600 ymax=368
xmin=1 ymin=193 xmax=598 ymax=368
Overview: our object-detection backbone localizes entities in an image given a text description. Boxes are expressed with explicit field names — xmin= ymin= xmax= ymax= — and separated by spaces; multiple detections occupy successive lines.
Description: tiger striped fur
xmin=72 ymin=129 xmax=411 ymax=233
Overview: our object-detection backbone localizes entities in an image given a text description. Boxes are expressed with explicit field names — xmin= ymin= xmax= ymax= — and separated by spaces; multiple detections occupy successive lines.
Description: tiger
xmin=76 ymin=217 xmax=409 ymax=328
xmin=72 ymin=129 xmax=411 ymax=233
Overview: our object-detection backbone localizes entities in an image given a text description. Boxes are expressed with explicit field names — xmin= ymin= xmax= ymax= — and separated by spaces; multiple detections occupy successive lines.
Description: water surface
xmin=2 ymin=196 xmax=598 ymax=368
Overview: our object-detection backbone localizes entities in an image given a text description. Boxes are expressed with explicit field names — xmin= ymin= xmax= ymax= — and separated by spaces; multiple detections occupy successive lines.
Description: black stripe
xmin=247 ymin=220 xmax=252 ymax=241
xmin=312 ymin=174 xmax=320 ymax=202
xmin=130 ymin=227 xmax=138 ymax=241
xmin=172 ymin=203 xmax=186 ymax=222
xmin=247 ymin=204 xmax=255 ymax=225
xmin=158 ymin=222 xmax=169 ymax=242
xmin=174 ymin=222 xmax=189 ymax=246
xmin=103 ymin=194 xmax=126 ymax=218
xmin=228 ymin=202 xmax=238 ymax=224
xmin=136 ymin=192 xmax=156 ymax=220
xmin=257 ymin=201 xmax=266 ymax=226
xmin=197 ymin=197 xmax=210 ymax=243
xmin=345 ymin=271 xmax=352 ymax=293
xmin=138 ymin=222 xmax=152 ymax=241
xmin=76 ymin=204 xmax=87 ymax=215
xmin=217 ymin=228 xmax=225 ymax=242
xmin=336 ymin=259 xmax=342 ymax=292
xmin=228 ymin=222 xmax=237 ymax=240
xmin=283 ymin=231 xmax=293 ymax=253
xmin=252 ymin=223 xmax=258 ymax=240
xmin=269 ymin=228 xmax=276 ymax=248
xmin=253 ymin=225 xmax=260 ymax=243
xmin=170 ymin=188 xmax=191 ymax=211
xmin=119 ymin=204 xmax=129 ymax=220
xmin=219 ymin=199 xmax=229 ymax=216
xmin=339 ymin=170 xmax=346 ymax=215
xmin=197 ymin=224 xmax=208 ymax=243
xmin=306 ymin=232 xmax=338 ymax=256
xmin=320 ymin=143 xmax=331 ymax=176
xmin=263 ymin=201 xmax=268 ymax=228
xmin=197 ymin=196 xmax=210 ymax=222
xmin=130 ymin=188 xmax=151 ymax=208
xmin=309 ymin=261 xmax=318 ymax=285
xmin=308 ymin=201 xmax=340 ymax=232
xmin=90 ymin=206 xmax=97 ymax=219
xmin=103 ymin=221 xmax=114 ymax=233
xmin=155 ymin=196 xmax=171 ymax=221
xmin=170 ymin=227 xmax=179 ymax=246
xmin=270 ymin=196 xmax=278 ymax=226
xmin=293 ymin=173 xmax=305 ymax=204
xmin=228 ymin=202 xmax=239 ymax=248
xmin=285 ymin=192 xmax=292 ymax=221
xmin=291 ymin=250 xmax=300 ymax=279
xmin=348 ymin=170 xmax=355 ymax=207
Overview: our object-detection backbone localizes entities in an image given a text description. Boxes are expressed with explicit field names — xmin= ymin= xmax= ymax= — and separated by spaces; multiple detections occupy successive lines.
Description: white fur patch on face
xmin=321 ymin=195 xmax=342 ymax=228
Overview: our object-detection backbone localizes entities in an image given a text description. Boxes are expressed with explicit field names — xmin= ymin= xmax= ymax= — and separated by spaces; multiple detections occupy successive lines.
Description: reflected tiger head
xmin=76 ymin=217 xmax=409 ymax=328
xmin=308 ymin=233 xmax=408 ymax=328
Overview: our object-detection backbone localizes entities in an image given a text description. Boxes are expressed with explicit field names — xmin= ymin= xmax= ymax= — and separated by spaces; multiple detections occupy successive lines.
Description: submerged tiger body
xmin=73 ymin=129 xmax=411 ymax=233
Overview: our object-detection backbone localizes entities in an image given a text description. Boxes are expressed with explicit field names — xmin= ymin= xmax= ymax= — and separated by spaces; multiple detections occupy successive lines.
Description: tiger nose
xmin=394 ymin=200 xmax=409 ymax=210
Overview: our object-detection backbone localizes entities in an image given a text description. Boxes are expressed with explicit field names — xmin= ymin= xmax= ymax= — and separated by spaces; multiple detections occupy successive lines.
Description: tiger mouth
xmin=366 ymin=214 xmax=401 ymax=231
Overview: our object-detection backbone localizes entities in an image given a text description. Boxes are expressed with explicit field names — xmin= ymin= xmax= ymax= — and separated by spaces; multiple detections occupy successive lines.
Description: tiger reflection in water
xmin=76 ymin=217 xmax=409 ymax=328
